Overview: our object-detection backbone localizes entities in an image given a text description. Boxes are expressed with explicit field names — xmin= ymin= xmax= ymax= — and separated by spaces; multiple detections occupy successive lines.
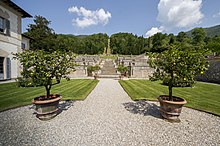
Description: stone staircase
xmin=99 ymin=60 xmax=118 ymax=78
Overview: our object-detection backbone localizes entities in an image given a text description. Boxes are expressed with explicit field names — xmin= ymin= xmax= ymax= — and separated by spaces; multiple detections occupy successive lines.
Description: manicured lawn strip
xmin=0 ymin=84 xmax=44 ymax=102
xmin=52 ymin=79 xmax=88 ymax=97
xmin=64 ymin=81 xmax=97 ymax=100
xmin=101 ymin=55 xmax=117 ymax=60
xmin=120 ymin=80 xmax=144 ymax=100
xmin=0 ymin=83 xmax=42 ymax=96
xmin=120 ymin=80 xmax=167 ymax=100
xmin=0 ymin=79 xmax=98 ymax=112
xmin=52 ymin=79 xmax=98 ymax=100
xmin=119 ymin=80 xmax=220 ymax=116
xmin=132 ymin=80 xmax=167 ymax=98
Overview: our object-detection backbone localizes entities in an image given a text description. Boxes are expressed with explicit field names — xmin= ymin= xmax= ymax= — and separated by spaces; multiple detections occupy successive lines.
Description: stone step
xmin=100 ymin=60 xmax=117 ymax=76
xmin=101 ymin=68 xmax=116 ymax=71
xmin=101 ymin=72 xmax=116 ymax=74
xmin=98 ymin=74 xmax=119 ymax=78
xmin=102 ymin=64 xmax=115 ymax=66
xmin=101 ymin=69 xmax=117 ymax=73
xmin=101 ymin=71 xmax=117 ymax=74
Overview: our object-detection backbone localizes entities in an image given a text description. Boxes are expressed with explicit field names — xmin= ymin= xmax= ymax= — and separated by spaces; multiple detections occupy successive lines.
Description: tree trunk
xmin=168 ymin=84 xmax=173 ymax=101
xmin=169 ymin=71 xmax=174 ymax=101
xmin=45 ymin=85 xmax=51 ymax=99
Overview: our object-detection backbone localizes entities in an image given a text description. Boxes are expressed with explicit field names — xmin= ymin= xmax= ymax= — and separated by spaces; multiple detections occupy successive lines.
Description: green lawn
xmin=100 ymin=55 xmax=117 ymax=60
xmin=0 ymin=79 xmax=98 ymax=112
xmin=119 ymin=80 xmax=220 ymax=116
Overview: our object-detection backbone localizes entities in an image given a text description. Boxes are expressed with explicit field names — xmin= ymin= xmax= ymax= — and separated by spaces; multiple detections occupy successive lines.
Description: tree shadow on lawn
xmin=122 ymin=100 xmax=162 ymax=119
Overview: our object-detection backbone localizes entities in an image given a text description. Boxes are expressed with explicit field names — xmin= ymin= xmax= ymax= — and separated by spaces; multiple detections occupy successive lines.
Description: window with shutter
xmin=6 ymin=19 xmax=10 ymax=36
xmin=21 ymin=43 xmax=25 ymax=49
xmin=0 ymin=57 xmax=4 ymax=80
xmin=6 ymin=58 xmax=11 ymax=79
xmin=0 ymin=17 xmax=10 ymax=36
xmin=0 ymin=57 xmax=4 ymax=74
xmin=0 ymin=17 xmax=4 ymax=33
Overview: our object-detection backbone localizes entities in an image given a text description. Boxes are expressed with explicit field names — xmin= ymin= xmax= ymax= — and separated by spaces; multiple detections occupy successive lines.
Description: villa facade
xmin=0 ymin=0 xmax=32 ymax=80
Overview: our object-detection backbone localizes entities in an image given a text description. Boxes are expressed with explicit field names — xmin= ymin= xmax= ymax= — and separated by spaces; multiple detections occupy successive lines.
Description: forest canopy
xmin=25 ymin=16 xmax=220 ymax=55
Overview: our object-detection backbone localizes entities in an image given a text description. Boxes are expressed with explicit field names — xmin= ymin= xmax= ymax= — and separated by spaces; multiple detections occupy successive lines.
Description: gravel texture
xmin=0 ymin=79 xmax=220 ymax=146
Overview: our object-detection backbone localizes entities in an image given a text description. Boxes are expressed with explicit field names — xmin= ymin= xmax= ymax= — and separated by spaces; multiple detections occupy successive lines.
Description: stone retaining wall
xmin=69 ymin=56 xmax=100 ymax=78
xmin=131 ymin=66 xmax=154 ymax=79
xmin=117 ymin=54 xmax=154 ymax=79
xmin=195 ymin=60 xmax=220 ymax=84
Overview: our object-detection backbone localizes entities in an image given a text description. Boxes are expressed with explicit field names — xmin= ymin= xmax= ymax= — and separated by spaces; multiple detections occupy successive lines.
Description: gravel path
xmin=0 ymin=79 xmax=220 ymax=145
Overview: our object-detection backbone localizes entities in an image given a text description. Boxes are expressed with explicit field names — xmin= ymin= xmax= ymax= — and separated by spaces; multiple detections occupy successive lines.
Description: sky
xmin=13 ymin=0 xmax=220 ymax=37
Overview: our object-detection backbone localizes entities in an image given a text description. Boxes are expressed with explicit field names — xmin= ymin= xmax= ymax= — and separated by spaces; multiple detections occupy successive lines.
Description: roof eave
xmin=2 ymin=0 xmax=32 ymax=18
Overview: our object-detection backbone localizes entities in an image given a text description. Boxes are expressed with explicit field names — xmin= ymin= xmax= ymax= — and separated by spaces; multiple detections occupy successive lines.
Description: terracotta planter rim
xmin=32 ymin=94 xmax=62 ymax=105
xmin=158 ymin=95 xmax=187 ymax=105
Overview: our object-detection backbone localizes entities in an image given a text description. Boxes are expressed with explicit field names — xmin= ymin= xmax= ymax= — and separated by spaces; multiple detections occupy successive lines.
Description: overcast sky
xmin=14 ymin=0 xmax=220 ymax=37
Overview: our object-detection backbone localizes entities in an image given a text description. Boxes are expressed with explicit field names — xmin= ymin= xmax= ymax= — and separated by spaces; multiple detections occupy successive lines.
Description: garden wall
xmin=195 ymin=60 xmax=220 ymax=84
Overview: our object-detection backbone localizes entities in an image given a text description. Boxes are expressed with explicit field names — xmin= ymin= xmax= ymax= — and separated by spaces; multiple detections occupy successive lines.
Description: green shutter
xmin=6 ymin=58 xmax=11 ymax=79
xmin=5 ymin=19 xmax=10 ymax=36
xmin=0 ymin=17 xmax=4 ymax=32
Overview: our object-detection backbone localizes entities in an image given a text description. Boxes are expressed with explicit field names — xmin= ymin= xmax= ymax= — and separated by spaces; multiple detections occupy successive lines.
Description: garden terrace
xmin=69 ymin=56 xmax=101 ymax=78
xmin=0 ymin=79 xmax=219 ymax=145
xmin=117 ymin=54 xmax=154 ymax=78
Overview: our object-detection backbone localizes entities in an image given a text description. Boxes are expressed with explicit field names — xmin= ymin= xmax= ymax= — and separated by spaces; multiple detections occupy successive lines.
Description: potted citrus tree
xmin=93 ymin=65 xmax=100 ymax=80
xmin=87 ymin=65 xmax=100 ymax=80
xmin=148 ymin=44 xmax=209 ymax=122
xmin=87 ymin=65 xmax=93 ymax=77
xmin=14 ymin=50 xmax=75 ymax=120
xmin=117 ymin=65 xmax=128 ymax=80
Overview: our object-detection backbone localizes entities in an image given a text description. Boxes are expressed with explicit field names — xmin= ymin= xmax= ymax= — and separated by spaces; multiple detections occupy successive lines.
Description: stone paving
xmin=0 ymin=79 xmax=220 ymax=145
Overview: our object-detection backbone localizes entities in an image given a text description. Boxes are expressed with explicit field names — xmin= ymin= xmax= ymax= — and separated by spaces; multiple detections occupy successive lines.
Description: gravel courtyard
xmin=0 ymin=79 xmax=219 ymax=145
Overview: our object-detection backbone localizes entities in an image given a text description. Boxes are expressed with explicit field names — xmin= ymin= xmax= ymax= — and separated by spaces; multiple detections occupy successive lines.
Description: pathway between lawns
xmin=0 ymin=79 xmax=219 ymax=145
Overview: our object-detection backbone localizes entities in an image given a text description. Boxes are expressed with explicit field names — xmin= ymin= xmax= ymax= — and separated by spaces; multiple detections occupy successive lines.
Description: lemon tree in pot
xmin=117 ymin=65 xmax=128 ymax=80
xmin=87 ymin=65 xmax=100 ymax=80
xmin=14 ymin=50 xmax=75 ymax=120
xmin=92 ymin=65 xmax=101 ymax=80
xmin=149 ymin=45 xmax=209 ymax=122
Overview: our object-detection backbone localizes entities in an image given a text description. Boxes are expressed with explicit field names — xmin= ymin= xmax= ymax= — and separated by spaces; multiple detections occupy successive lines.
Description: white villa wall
xmin=0 ymin=42 xmax=21 ymax=79
xmin=0 ymin=4 xmax=23 ymax=80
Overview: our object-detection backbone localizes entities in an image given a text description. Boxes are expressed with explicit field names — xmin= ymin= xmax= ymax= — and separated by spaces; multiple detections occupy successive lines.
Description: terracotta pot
xmin=158 ymin=95 xmax=187 ymax=122
xmin=119 ymin=74 xmax=124 ymax=80
xmin=94 ymin=75 xmax=98 ymax=80
xmin=32 ymin=94 xmax=62 ymax=120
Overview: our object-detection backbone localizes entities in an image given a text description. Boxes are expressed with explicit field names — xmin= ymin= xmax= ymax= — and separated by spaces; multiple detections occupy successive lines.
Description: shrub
xmin=117 ymin=65 xmax=128 ymax=75
xmin=87 ymin=65 xmax=100 ymax=76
